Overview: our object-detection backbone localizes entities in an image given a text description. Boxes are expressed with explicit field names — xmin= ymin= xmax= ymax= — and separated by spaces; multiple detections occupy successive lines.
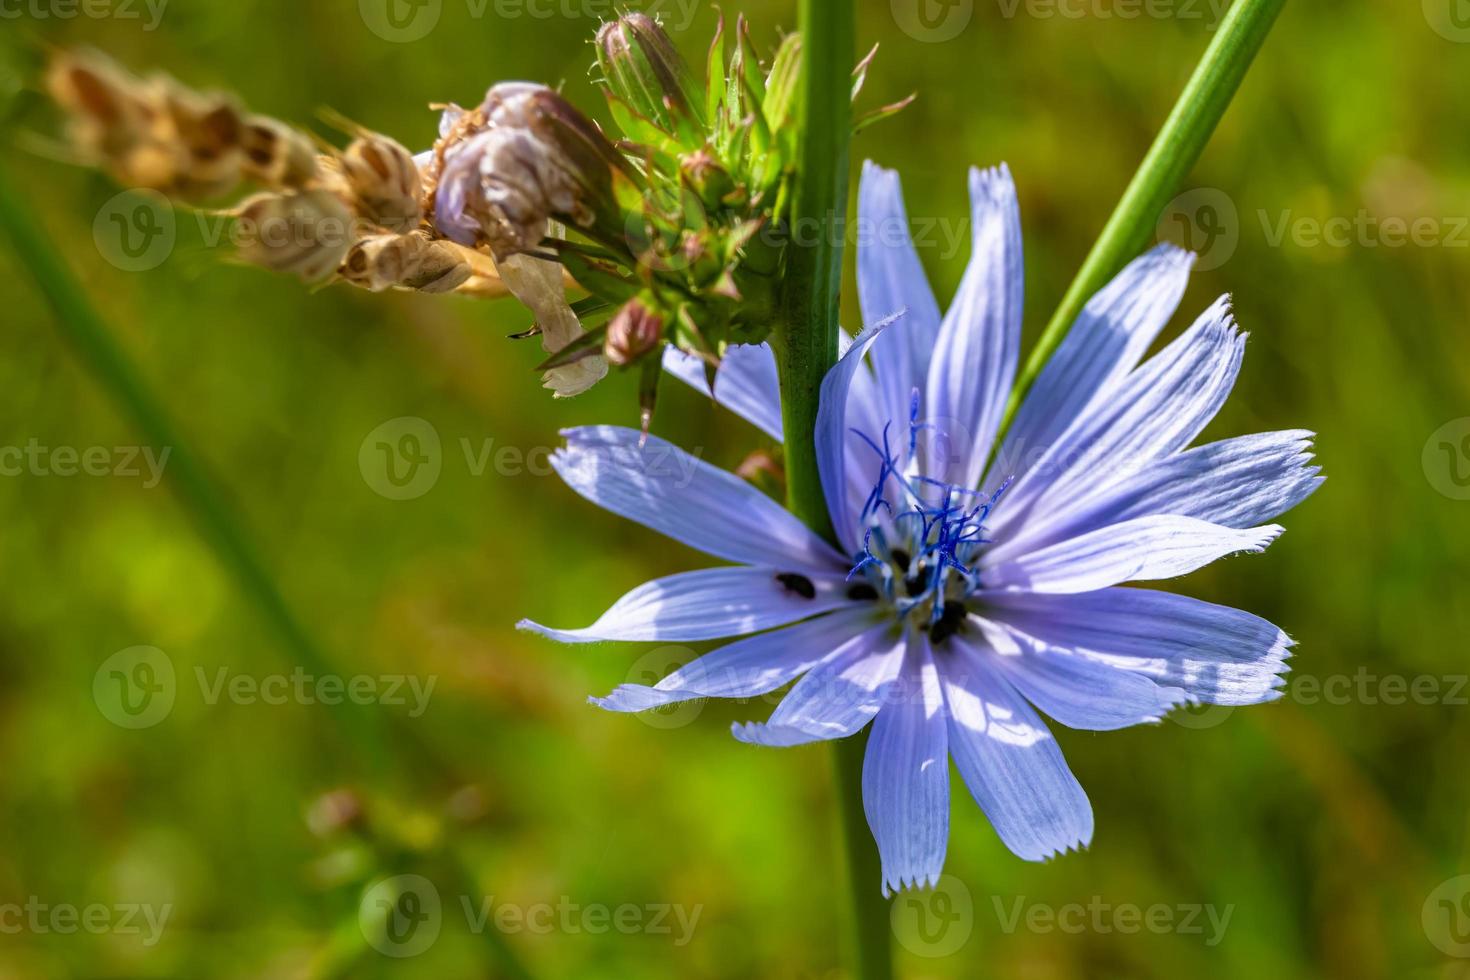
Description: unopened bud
xmin=237 ymin=189 xmax=356 ymax=283
xmin=342 ymin=232 xmax=471 ymax=293
xmin=680 ymin=149 xmax=734 ymax=209
xmin=604 ymin=299 xmax=665 ymax=366
xmin=341 ymin=134 xmax=423 ymax=233
xmin=595 ymin=13 xmax=700 ymax=132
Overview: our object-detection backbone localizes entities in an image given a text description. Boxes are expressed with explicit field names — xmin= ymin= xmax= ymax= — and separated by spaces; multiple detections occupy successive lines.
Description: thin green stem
xmin=772 ymin=1 xmax=893 ymax=978
xmin=0 ymin=159 xmax=532 ymax=978
xmin=995 ymin=0 xmax=1287 ymax=444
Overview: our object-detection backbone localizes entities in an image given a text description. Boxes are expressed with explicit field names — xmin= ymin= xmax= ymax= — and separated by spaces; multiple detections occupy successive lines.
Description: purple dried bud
xmin=433 ymin=83 xmax=631 ymax=260
xmin=604 ymin=299 xmax=665 ymax=366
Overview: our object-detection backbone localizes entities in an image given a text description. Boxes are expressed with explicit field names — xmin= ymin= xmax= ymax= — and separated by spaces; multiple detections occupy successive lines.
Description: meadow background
xmin=1 ymin=0 xmax=1469 ymax=976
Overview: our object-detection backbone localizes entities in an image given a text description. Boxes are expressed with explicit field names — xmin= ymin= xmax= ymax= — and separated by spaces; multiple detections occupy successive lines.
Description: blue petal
xmin=994 ymin=296 xmax=1244 ymax=535
xmin=816 ymin=318 xmax=899 ymax=553
xmin=942 ymin=639 xmax=1093 ymax=861
xmin=983 ymin=588 xmax=1293 ymax=706
xmin=923 ymin=164 xmax=1023 ymax=491
xmin=517 ymin=567 xmax=853 ymax=643
xmin=590 ymin=607 xmax=877 ymax=711
xmin=977 ymin=619 xmax=1190 ymax=731
xmin=551 ymin=426 xmax=844 ymax=572
xmin=983 ymin=515 xmax=1282 ymax=594
xmin=731 ymin=624 xmax=904 ymax=746
xmin=986 ymin=244 xmax=1193 ymax=490
xmin=661 ymin=344 xmax=784 ymax=442
xmin=857 ymin=161 xmax=943 ymax=429
xmin=1004 ymin=430 xmax=1323 ymax=556
xmin=862 ymin=634 xmax=949 ymax=895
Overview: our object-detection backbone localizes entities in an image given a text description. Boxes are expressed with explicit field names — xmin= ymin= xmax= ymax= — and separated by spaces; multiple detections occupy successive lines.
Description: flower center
xmin=846 ymin=391 xmax=1007 ymax=645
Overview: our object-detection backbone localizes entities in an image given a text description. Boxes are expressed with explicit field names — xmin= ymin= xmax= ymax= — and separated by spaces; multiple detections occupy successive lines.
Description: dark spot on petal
xmin=775 ymin=572 xmax=816 ymax=600
xmin=846 ymin=583 xmax=879 ymax=601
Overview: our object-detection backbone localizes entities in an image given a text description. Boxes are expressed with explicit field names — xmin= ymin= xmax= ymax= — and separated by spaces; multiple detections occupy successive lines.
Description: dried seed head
xmin=236 ymin=189 xmax=356 ymax=283
xmin=240 ymin=115 xmax=318 ymax=188
xmin=604 ymin=299 xmax=665 ymax=366
xmin=341 ymin=232 xmax=471 ymax=293
xmin=341 ymin=134 xmax=423 ymax=233
xmin=48 ymin=51 xmax=244 ymax=200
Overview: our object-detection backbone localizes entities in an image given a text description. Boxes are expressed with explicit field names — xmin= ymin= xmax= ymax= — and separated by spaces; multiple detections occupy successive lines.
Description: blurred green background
xmin=1 ymin=1 xmax=1468 ymax=976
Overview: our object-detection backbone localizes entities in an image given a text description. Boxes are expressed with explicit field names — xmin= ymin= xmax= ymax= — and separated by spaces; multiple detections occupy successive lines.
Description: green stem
xmin=0 ymin=160 xmax=532 ymax=978
xmin=995 ymin=0 xmax=1287 ymax=443
xmin=773 ymin=1 xmax=892 ymax=978
xmin=774 ymin=0 xmax=851 ymax=545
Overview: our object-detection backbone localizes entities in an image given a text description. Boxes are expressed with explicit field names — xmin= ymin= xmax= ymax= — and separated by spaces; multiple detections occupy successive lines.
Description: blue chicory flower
xmin=519 ymin=161 xmax=1323 ymax=894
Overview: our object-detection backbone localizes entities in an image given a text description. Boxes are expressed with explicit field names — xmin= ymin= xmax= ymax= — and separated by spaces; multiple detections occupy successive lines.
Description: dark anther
xmin=905 ymin=573 xmax=927 ymax=598
xmin=890 ymin=549 xmax=912 ymax=570
xmin=846 ymin=582 xmax=879 ymax=601
xmin=928 ymin=600 xmax=969 ymax=647
xmin=775 ymin=572 xmax=817 ymax=600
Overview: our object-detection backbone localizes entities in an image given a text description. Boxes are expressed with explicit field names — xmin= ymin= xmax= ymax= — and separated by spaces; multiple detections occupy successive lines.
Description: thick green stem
xmin=773 ymin=1 xmax=892 ymax=978
xmin=995 ymin=0 xmax=1288 ymax=444
xmin=774 ymin=0 xmax=851 ymax=545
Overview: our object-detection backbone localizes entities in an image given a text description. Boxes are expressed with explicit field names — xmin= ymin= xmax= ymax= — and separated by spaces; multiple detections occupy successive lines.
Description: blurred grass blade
xmin=995 ymin=0 xmax=1288 ymax=446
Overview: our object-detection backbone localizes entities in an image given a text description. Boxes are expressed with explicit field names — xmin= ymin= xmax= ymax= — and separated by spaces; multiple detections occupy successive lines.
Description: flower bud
xmin=680 ymin=149 xmax=735 ymax=209
xmin=237 ymin=189 xmax=356 ymax=283
xmin=595 ymin=13 xmax=700 ymax=132
xmin=434 ymin=83 xmax=631 ymax=259
xmin=341 ymin=134 xmax=423 ymax=233
xmin=342 ymin=232 xmax=471 ymax=293
xmin=604 ymin=299 xmax=665 ymax=366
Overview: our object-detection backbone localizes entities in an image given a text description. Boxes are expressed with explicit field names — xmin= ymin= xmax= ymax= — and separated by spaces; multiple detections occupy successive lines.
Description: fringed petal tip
xmin=881 ymin=872 xmax=943 ymax=899
xmin=515 ymin=618 xmax=593 ymax=644
xmin=1028 ymin=835 xmax=1093 ymax=863
xmin=729 ymin=720 xmax=834 ymax=748
xmin=588 ymin=686 xmax=697 ymax=713
xmin=967 ymin=161 xmax=1016 ymax=206
xmin=1242 ymin=524 xmax=1286 ymax=555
